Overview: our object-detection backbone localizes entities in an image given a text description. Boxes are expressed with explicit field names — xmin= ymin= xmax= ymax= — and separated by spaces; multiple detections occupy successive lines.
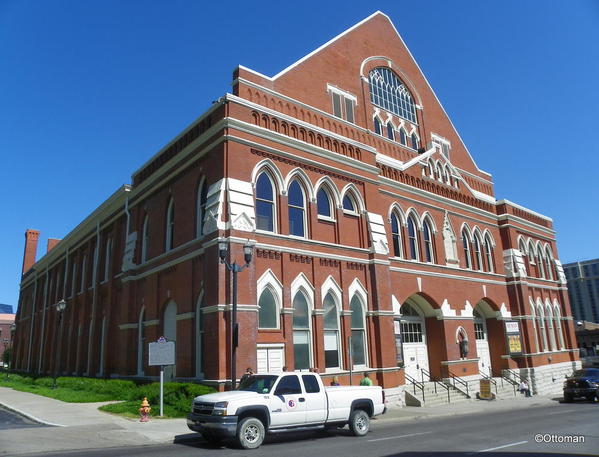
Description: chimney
xmin=22 ymin=229 xmax=40 ymax=275
xmin=47 ymin=238 xmax=61 ymax=253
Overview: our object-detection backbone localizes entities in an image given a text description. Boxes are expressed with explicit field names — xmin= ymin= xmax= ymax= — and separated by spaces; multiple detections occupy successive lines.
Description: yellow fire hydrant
xmin=139 ymin=397 xmax=151 ymax=422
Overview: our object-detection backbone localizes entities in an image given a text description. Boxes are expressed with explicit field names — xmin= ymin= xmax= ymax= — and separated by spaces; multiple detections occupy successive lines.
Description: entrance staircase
xmin=404 ymin=369 xmax=529 ymax=407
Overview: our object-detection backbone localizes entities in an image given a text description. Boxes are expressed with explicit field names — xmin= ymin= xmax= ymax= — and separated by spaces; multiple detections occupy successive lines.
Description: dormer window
xmin=432 ymin=134 xmax=451 ymax=159
xmin=327 ymin=84 xmax=356 ymax=123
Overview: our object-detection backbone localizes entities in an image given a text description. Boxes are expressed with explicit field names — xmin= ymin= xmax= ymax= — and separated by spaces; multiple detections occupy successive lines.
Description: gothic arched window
xmin=368 ymin=67 xmax=417 ymax=123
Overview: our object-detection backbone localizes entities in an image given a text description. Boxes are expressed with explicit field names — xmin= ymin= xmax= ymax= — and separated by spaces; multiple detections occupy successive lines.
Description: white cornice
xmin=496 ymin=199 xmax=553 ymax=222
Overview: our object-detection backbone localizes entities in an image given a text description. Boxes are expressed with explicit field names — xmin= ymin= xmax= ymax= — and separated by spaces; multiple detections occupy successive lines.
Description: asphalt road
xmin=25 ymin=402 xmax=598 ymax=457
xmin=0 ymin=404 xmax=45 ymax=430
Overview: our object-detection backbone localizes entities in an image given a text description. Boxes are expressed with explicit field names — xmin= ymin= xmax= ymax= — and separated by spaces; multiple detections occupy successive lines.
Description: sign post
xmin=348 ymin=336 xmax=353 ymax=386
xmin=148 ymin=336 xmax=175 ymax=417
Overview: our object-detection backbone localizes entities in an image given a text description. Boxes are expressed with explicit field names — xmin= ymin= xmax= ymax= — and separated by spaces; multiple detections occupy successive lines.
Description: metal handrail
xmin=479 ymin=371 xmax=498 ymax=395
xmin=491 ymin=369 xmax=517 ymax=396
xmin=448 ymin=371 xmax=470 ymax=398
xmin=405 ymin=372 xmax=426 ymax=404
xmin=421 ymin=368 xmax=451 ymax=403
xmin=504 ymin=368 xmax=526 ymax=385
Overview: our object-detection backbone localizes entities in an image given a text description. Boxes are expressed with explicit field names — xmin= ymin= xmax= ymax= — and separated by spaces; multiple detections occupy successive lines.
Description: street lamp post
xmin=3 ymin=323 xmax=15 ymax=380
xmin=218 ymin=240 xmax=253 ymax=390
xmin=52 ymin=299 xmax=67 ymax=389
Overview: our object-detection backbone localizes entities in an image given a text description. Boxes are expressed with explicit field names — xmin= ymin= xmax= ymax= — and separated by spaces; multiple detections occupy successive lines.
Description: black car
xmin=563 ymin=368 xmax=599 ymax=402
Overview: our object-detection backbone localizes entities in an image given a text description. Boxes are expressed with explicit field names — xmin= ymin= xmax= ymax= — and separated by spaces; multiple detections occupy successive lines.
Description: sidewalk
xmin=0 ymin=386 xmax=558 ymax=455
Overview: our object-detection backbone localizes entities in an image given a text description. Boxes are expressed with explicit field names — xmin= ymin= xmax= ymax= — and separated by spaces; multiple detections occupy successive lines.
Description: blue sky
xmin=1 ymin=0 xmax=598 ymax=311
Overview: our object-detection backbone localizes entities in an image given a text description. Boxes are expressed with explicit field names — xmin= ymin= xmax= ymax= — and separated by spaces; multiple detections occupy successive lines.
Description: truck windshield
xmin=237 ymin=375 xmax=278 ymax=393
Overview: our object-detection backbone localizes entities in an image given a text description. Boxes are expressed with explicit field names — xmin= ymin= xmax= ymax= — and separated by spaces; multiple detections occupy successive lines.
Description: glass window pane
xmin=317 ymin=188 xmax=331 ymax=217
xmin=351 ymin=330 xmax=365 ymax=365
xmin=288 ymin=181 xmax=303 ymax=207
xmin=292 ymin=293 xmax=309 ymax=328
xmin=324 ymin=331 xmax=339 ymax=368
xmin=256 ymin=200 xmax=273 ymax=231
xmin=323 ymin=294 xmax=338 ymax=329
xmin=387 ymin=123 xmax=394 ymax=140
xmin=350 ymin=296 xmax=364 ymax=329
xmin=332 ymin=93 xmax=342 ymax=118
xmin=275 ymin=375 xmax=302 ymax=395
xmin=302 ymin=374 xmax=320 ymax=393
xmin=344 ymin=98 xmax=354 ymax=123
xmin=258 ymin=289 xmax=277 ymax=328
xmin=257 ymin=173 xmax=273 ymax=200
xmin=289 ymin=207 xmax=304 ymax=237
xmin=343 ymin=195 xmax=355 ymax=211
xmin=293 ymin=331 xmax=310 ymax=370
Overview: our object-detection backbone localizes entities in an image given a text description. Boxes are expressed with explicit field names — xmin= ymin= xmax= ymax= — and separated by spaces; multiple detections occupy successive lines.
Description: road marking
xmin=477 ymin=440 xmax=528 ymax=452
xmin=368 ymin=431 xmax=432 ymax=442
xmin=546 ymin=409 xmax=576 ymax=415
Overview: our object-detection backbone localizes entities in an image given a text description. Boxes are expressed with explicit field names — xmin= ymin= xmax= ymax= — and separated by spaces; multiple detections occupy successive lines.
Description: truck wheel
xmin=237 ymin=417 xmax=265 ymax=449
xmin=349 ymin=409 xmax=370 ymax=437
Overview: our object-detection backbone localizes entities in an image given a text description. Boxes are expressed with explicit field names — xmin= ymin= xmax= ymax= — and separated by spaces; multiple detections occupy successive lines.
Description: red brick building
xmin=14 ymin=12 xmax=579 ymax=399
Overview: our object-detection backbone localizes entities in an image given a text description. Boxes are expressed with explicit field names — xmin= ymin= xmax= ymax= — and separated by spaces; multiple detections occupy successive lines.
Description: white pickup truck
xmin=187 ymin=372 xmax=386 ymax=449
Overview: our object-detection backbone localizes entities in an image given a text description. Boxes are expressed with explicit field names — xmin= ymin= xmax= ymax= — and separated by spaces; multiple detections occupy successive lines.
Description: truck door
xmin=269 ymin=375 xmax=307 ymax=427
xmin=301 ymin=374 xmax=327 ymax=424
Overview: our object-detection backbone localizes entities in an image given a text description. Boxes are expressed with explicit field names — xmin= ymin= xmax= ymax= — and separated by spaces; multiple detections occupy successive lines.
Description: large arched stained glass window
xmin=292 ymin=292 xmax=311 ymax=370
xmin=256 ymin=172 xmax=275 ymax=232
xmin=369 ymin=67 xmax=417 ymax=123
xmin=323 ymin=293 xmax=340 ymax=369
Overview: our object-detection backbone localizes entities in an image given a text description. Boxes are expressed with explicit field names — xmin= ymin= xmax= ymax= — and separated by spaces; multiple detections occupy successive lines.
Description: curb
xmin=0 ymin=401 xmax=65 ymax=427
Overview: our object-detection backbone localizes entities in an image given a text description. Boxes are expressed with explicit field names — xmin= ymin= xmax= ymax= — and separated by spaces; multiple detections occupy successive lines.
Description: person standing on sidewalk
xmin=359 ymin=372 xmax=373 ymax=386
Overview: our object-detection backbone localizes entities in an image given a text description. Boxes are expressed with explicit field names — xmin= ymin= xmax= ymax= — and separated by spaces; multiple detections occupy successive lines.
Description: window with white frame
xmin=432 ymin=134 xmax=451 ymax=159
xmin=462 ymin=230 xmax=472 ymax=269
xmin=391 ymin=212 xmax=402 ymax=258
xmin=546 ymin=305 xmax=557 ymax=351
xmin=288 ymin=180 xmax=306 ymax=237
xmin=350 ymin=295 xmax=367 ymax=366
xmin=410 ymin=133 xmax=419 ymax=150
xmin=342 ymin=193 xmax=358 ymax=214
xmin=554 ymin=305 xmax=565 ymax=349
xmin=473 ymin=234 xmax=483 ymax=271
xmin=484 ymin=236 xmax=494 ymax=272
xmin=423 ymin=219 xmax=434 ymax=263
xmin=256 ymin=172 xmax=275 ymax=232
xmin=407 ymin=216 xmax=419 ymax=260
xmin=368 ymin=67 xmax=417 ymax=123
xmin=316 ymin=186 xmax=333 ymax=219
xmin=292 ymin=291 xmax=312 ymax=370
xmin=537 ymin=304 xmax=548 ymax=351
xmin=323 ymin=292 xmax=341 ymax=369
xmin=373 ymin=117 xmax=382 ymax=135
xmin=328 ymin=85 xmax=356 ymax=123
xmin=386 ymin=122 xmax=395 ymax=140
xmin=258 ymin=287 xmax=278 ymax=329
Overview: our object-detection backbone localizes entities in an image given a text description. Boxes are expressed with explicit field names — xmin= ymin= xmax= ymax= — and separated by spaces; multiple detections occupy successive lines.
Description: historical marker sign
xmin=148 ymin=338 xmax=175 ymax=366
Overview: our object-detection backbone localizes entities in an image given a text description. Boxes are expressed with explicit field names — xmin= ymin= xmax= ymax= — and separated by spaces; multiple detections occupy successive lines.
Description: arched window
xmin=196 ymin=180 xmax=208 ymax=238
xmin=537 ymin=304 xmax=548 ymax=351
xmin=411 ymin=133 xmax=419 ymax=150
xmin=292 ymin=292 xmax=311 ymax=370
xmin=103 ymin=238 xmax=112 ymax=282
xmin=546 ymin=305 xmax=557 ymax=351
xmin=554 ymin=305 xmax=565 ymax=349
xmin=386 ymin=122 xmax=395 ymax=140
xmin=323 ymin=292 xmax=341 ymax=369
xmin=484 ymin=236 xmax=494 ymax=273
xmin=288 ymin=180 xmax=306 ymax=237
xmin=141 ymin=215 xmax=150 ymax=263
xmin=316 ymin=187 xmax=333 ymax=218
xmin=538 ymin=251 xmax=546 ymax=279
xmin=258 ymin=288 xmax=278 ymax=329
xmin=530 ymin=303 xmax=540 ymax=353
xmin=399 ymin=128 xmax=407 ymax=146
xmin=368 ymin=67 xmax=417 ymax=123
xmin=256 ymin=172 xmax=275 ymax=232
xmin=80 ymin=255 xmax=87 ymax=293
xmin=519 ymin=239 xmax=529 ymax=275
xmin=350 ymin=295 xmax=367 ymax=366
xmin=343 ymin=194 xmax=356 ymax=213
xmin=373 ymin=117 xmax=382 ymax=135
xmin=165 ymin=198 xmax=174 ymax=252
xmin=473 ymin=234 xmax=483 ymax=271
xmin=462 ymin=230 xmax=472 ymax=269
xmin=391 ymin=212 xmax=402 ymax=258
xmin=423 ymin=220 xmax=434 ymax=263
xmin=407 ymin=216 xmax=419 ymax=260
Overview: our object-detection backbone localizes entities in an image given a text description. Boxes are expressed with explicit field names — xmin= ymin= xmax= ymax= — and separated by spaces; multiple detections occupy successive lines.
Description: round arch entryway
xmin=396 ymin=294 xmax=437 ymax=381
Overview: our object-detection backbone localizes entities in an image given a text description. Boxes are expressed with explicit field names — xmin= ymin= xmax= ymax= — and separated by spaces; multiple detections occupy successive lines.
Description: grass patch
xmin=1 ymin=372 xmax=216 ymax=418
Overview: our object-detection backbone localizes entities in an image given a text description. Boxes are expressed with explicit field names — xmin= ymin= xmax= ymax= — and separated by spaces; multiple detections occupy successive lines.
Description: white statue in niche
xmin=442 ymin=212 xmax=459 ymax=266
